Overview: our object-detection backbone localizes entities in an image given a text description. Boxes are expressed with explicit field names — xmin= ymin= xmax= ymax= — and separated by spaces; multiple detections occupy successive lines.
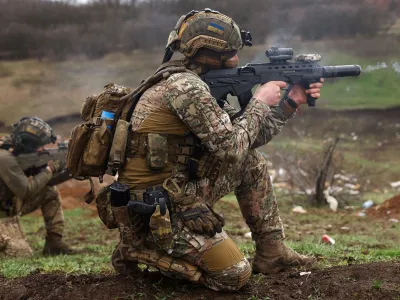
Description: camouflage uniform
xmin=113 ymin=68 xmax=290 ymax=291
xmin=109 ymin=9 xmax=308 ymax=292
xmin=0 ymin=148 xmax=64 ymax=256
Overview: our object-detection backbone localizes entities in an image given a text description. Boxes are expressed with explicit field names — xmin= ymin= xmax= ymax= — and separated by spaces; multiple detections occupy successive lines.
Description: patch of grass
xmin=372 ymin=279 xmax=383 ymax=290
xmin=0 ymin=208 xmax=118 ymax=278
xmin=1 ymin=189 xmax=399 ymax=279
xmin=0 ymin=252 xmax=114 ymax=278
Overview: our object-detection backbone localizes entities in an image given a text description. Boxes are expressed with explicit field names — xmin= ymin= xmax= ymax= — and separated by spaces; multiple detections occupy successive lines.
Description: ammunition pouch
xmin=126 ymin=133 xmax=223 ymax=182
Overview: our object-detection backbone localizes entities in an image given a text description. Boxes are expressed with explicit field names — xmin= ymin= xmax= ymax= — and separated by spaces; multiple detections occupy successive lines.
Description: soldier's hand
xmin=253 ymin=81 xmax=287 ymax=106
xmin=175 ymin=197 xmax=224 ymax=237
xmin=46 ymin=160 xmax=65 ymax=174
xmin=289 ymin=78 xmax=324 ymax=106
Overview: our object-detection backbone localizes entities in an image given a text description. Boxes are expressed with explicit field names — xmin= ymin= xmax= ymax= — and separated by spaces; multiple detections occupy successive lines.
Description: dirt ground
xmin=1 ymin=262 xmax=399 ymax=300
xmin=367 ymin=194 xmax=400 ymax=220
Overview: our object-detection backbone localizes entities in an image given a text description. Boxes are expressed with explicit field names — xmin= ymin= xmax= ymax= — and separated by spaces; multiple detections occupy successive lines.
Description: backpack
xmin=66 ymin=63 xmax=187 ymax=203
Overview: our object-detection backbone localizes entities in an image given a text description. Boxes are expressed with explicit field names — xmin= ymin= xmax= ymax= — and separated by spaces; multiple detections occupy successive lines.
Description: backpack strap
xmin=120 ymin=61 xmax=188 ymax=122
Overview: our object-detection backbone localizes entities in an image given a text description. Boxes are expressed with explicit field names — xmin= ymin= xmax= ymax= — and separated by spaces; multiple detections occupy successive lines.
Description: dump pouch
xmin=108 ymin=119 xmax=130 ymax=171
xmin=95 ymin=185 xmax=118 ymax=229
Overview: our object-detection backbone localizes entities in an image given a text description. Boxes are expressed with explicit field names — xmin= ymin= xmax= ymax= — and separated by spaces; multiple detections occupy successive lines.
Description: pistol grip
xmin=303 ymin=79 xmax=320 ymax=107
xmin=307 ymin=95 xmax=317 ymax=107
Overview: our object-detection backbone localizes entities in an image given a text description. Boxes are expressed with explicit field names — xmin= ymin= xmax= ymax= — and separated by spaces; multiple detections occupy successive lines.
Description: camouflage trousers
xmin=0 ymin=186 xmax=64 ymax=257
xmin=112 ymin=149 xmax=283 ymax=291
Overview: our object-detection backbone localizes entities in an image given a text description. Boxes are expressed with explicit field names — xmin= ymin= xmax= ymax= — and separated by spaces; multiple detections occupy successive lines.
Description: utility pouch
xmin=146 ymin=134 xmax=168 ymax=171
xmin=66 ymin=123 xmax=91 ymax=176
xmin=149 ymin=205 xmax=173 ymax=250
xmin=80 ymin=120 xmax=113 ymax=177
xmin=108 ymin=119 xmax=130 ymax=171
xmin=95 ymin=185 xmax=118 ymax=229
xmin=144 ymin=186 xmax=173 ymax=250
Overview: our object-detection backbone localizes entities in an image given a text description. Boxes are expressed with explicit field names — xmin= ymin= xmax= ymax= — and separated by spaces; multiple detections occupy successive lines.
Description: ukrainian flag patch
xmin=207 ymin=22 xmax=224 ymax=35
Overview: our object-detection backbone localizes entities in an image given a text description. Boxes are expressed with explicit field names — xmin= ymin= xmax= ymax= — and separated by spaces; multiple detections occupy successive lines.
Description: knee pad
xmin=204 ymin=258 xmax=252 ymax=291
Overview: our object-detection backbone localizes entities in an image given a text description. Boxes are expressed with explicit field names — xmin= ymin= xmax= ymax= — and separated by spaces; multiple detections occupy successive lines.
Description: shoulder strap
xmin=120 ymin=61 xmax=188 ymax=122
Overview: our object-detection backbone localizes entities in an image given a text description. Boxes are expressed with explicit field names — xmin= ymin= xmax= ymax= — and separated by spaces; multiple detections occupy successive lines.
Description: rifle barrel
xmin=322 ymin=65 xmax=361 ymax=78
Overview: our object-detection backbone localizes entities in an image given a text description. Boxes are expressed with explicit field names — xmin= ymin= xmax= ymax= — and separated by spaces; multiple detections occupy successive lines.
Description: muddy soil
xmin=367 ymin=194 xmax=400 ymax=219
xmin=0 ymin=262 xmax=399 ymax=300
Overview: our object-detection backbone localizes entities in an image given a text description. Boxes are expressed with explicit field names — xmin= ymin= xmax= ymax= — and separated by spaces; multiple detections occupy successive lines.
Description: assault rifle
xmin=15 ymin=141 xmax=71 ymax=186
xmin=201 ymin=47 xmax=361 ymax=110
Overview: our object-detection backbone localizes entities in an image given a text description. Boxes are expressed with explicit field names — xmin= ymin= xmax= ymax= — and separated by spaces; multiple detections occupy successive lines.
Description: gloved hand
xmin=175 ymin=195 xmax=224 ymax=237
xmin=46 ymin=160 xmax=65 ymax=174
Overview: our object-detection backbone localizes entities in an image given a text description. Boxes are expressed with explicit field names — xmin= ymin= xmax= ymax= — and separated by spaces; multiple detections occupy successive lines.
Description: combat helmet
xmin=11 ymin=117 xmax=56 ymax=153
xmin=163 ymin=8 xmax=252 ymax=63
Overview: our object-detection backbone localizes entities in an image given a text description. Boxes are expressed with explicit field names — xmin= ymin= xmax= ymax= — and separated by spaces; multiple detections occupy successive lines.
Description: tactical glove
xmin=174 ymin=195 xmax=224 ymax=237
xmin=47 ymin=160 xmax=65 ymax=174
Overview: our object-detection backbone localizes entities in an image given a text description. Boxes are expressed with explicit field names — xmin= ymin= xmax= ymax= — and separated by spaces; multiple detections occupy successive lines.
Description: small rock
xmin=390 ymin=181 xmax=400 ymax=188
xmin=389 ymin=218 xmax=399 ymax=223
xmin=292 ymin=206 xmax=307 ymax=214
xmin=244 ymin=232 xmax=252 ymax=239
xmin=362 ymin=200 xmax=374 ymax=209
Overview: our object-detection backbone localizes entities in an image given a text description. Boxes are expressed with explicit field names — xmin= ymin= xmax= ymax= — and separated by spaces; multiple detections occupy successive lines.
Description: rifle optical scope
xmin=266 ymin=47 xmax=294 ymax=61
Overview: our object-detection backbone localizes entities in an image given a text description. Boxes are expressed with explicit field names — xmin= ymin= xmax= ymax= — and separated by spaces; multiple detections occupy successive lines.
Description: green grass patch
xmin=0 ymin=252 xmax=114 ymax=278
xmin=1 ymin=197 xmax=398 ymax=279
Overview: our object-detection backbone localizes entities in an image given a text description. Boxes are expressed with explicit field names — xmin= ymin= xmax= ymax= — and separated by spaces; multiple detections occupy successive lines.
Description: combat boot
xmin=252 ymin=239 xmax=316 ymax=274
xmin=42 ymin=233 xmax=78 ymax=256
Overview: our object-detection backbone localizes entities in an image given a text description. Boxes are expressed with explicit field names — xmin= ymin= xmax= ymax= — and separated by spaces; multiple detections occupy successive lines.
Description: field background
xmin=0 ymin=0 xmax=399 ymax=299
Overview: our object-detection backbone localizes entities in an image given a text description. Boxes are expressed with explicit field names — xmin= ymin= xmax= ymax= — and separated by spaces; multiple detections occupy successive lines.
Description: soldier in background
xmin=107 ymin=9 xmax=324 ymax=291
xmin=0 ymin=117 xmax=76 ymax=256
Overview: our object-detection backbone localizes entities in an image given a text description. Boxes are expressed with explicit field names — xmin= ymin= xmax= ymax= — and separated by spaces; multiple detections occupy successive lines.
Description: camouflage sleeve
xmin=251 ymin=105 xmax=291 ymax=149
xmin=221 ymin=102 xmax=239 ymax=118
xmin=220 ymin=101 xmax=291 ymax=149
xmin=165 ymin=72 xmax=271 ymax=162
xmin=0 ymin=151 xmax=52 ymax=200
